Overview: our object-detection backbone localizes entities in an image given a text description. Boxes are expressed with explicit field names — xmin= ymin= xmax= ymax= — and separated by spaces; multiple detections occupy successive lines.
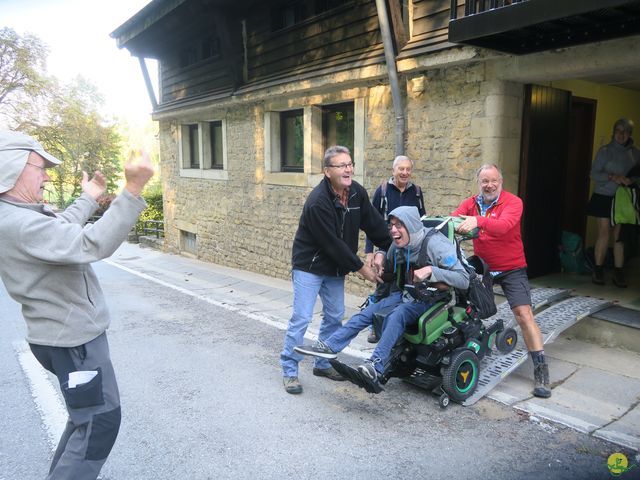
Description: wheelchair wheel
xmin=442 ymin=349 xmax=479 ymax=403
xmin=495 ymin=328 xmax=518 ymax=354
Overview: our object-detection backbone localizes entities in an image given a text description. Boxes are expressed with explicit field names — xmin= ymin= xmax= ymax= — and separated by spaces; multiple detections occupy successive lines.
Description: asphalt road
xmin=0 ymin=261 xmax=632 ymax=480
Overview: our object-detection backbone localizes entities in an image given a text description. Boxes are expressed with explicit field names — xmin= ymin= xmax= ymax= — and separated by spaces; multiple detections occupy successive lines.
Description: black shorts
xmin=587 ymin=193 xmax=613 ymax=219
xmin=494 ymin=268 xmax=531 ymax=309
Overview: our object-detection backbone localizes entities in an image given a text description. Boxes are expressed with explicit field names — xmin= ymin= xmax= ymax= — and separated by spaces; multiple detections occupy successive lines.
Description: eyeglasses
xmin=26 ymin=162 xmax=47 ymax=171
xmin=326 ymin=161 xmax=354 ymax=170
xmin=479 ymin=179 xmax=501 ymax=186
xmin=388 ymin=221 xmax=405 ymax=230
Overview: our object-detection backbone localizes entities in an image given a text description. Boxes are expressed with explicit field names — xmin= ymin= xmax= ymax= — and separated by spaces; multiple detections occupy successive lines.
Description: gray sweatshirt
xmin=0 ymin=190 xmax=146 ymax=347
xmin=591 ymin=139 xmax=640 ymax=197
xmin=386 ymin=206 xmax=469 ymax=291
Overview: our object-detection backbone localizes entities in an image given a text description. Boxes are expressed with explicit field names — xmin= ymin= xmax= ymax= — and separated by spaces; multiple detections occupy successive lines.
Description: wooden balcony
xmin=448 ymin=0 xmax=640 ymax=54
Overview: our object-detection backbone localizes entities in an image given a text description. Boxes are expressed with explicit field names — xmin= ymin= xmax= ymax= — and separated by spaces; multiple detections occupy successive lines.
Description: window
xmin=322 ymin=103 xmax=354 ymax=155
xmin=209 ymin=121 xmax=223 ymax=170
xmin=179 ymin=120 xmax=228 ymax=180
xmin=179 ymin=36 xmax=221 ymax=68
xmin=185 ymin=124 xmax=200 ymax=169
xmin=280 ymin=110 xmax=304 ymax=172
xmin=264 ymin=96 xmax=363 ymax=187
xmin=180 ymin=230 xmax=197 ymax=255
xmin=270 ymin=0 xmax=347 ymax=31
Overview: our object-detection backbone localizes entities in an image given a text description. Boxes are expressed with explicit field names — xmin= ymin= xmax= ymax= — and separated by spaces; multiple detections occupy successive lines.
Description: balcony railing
xmin=449 ymin=0 xmax=640 ymax=54
xmin=450 ymin=0 xmax=527 ymax=20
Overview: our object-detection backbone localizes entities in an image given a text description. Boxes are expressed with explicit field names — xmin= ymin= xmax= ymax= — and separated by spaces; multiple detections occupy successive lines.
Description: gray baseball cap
xmin=0 ymin=129 xmax=62 ymax=193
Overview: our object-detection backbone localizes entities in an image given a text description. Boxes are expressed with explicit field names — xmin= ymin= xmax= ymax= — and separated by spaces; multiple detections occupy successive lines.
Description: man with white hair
xmin=452 ymin=163 xmax=551 ymax=398
xmin=0 ymin=129 xmax=154 ymax=479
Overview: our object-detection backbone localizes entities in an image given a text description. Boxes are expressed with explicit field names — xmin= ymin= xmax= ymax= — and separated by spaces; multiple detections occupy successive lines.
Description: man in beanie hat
xmin=0 ymin=129 xmax=154 ymax=479
xmin=295 ymin=206 xmax=469 ymax=392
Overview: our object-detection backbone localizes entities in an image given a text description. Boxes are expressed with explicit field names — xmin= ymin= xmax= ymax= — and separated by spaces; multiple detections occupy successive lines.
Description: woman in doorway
xmin=587 ymin=118 xmax=640 ymax=287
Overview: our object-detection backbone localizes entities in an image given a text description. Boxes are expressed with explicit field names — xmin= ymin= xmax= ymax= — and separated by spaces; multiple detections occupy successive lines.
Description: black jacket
xmin=292 ymin=177 xmax=391 ymax=276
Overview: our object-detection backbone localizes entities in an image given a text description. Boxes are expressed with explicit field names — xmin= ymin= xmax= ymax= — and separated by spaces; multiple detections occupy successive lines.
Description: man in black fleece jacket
xmin=280 ymin=145 xmax=391 ymax=394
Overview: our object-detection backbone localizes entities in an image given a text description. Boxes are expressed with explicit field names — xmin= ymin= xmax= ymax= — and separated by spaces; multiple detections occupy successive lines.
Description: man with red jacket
xmin=452 ymin=164 xmax=551 ymax=398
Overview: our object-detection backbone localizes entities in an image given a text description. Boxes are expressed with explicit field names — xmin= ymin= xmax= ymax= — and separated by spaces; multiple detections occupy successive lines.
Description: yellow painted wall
xmin=549 ymin=79 xmax=640 ymax=246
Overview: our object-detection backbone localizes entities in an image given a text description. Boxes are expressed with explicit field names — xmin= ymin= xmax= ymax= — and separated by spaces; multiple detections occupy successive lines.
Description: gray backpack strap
xmin=417 ymin=228 xmax=439 ymax=266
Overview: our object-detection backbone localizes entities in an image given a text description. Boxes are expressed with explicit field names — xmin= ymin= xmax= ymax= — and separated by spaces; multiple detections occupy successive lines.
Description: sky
xmin=2 ymin=0 xmax=158 ymax=126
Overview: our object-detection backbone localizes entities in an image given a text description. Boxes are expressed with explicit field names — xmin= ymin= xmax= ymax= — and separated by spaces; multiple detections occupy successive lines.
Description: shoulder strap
xmin=380 ymin=180 xmax=389 ymax=220
xmin=417 ymin=228 xmax=439 ymax=266
xmin=415 ymin=185 xmax=424 ymax=213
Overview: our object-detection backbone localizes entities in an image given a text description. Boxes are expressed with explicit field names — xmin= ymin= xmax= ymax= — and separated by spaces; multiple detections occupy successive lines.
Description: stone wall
xmin=156 ymin=49 xmax=524 ymax=297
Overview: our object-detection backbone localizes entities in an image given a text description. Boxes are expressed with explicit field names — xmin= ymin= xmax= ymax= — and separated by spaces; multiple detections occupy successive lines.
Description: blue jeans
xmin=325 ymin=291 xmax=431 ymax=374
xmin=280 ymin=270 xmax=345 ymax=377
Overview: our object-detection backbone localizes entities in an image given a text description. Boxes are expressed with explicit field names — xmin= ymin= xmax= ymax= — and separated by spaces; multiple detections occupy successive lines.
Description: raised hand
xmin=81 ymin=170 xmax=107 ymax=200
xmin=124 ymin=149 xmax=155 ymax=196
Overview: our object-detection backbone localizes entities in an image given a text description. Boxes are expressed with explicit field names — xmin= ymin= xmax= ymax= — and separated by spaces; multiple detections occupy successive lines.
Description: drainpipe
xmin=375 ymin=0 xmax=405 ymax=157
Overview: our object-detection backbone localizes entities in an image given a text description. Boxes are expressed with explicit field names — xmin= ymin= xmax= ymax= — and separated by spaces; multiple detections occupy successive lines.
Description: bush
xmin=139 ymin=190 xmax=163 ymax=222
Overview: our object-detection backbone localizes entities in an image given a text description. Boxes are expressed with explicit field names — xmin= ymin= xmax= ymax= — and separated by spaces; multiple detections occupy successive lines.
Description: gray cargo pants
xmin=30 ymin=332 xmax=121 ymax=480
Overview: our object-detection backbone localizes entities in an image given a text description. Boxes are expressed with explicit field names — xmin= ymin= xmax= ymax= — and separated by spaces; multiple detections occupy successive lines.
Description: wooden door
xmin=519 ymin=84 xmax=571 ymax=278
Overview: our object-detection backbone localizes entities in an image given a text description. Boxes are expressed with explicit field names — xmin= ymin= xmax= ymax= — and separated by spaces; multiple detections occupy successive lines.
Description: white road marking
xmin=14 ymin=341 xmax=66 ymax=451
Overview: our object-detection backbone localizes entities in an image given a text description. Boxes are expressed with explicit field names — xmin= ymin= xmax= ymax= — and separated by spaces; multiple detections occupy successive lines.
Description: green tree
xmin=28 ymin=77 xmax=123 ymax=207
xmin=0 ymin=27 xmax=50 ymax=127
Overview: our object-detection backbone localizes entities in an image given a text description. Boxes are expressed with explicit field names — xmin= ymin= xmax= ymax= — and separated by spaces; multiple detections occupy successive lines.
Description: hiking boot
xmin=591 ymin=265 xmax=605 ymax=285
xmin=357 ymin=361 xmax=384 ymax=393
xmin=283 ymin=376 xmax=302 ymax=395
xmin=367 ymin=330 xmax=379 ymax=343
xmin=313 ymin=367 xmax=345 ymax=381
xmin=294 ymin=341 xmax=337 ymax=359
xmin=613 ymin=268 xmax=628 ymax=288
xmin=532 ymin=363 xmax=551 ymax=398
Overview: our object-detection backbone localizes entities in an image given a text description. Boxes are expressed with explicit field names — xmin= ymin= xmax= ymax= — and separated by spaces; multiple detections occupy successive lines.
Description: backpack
xmin=559 ymin=230 xmax=590 ymax=274
xmin=379 ymin=180 xmax=424 ymax=220
xmin=611 ymin=186 xmax=640 ymax=226
xmin=462 ymin=255 xmax=497 ymax=320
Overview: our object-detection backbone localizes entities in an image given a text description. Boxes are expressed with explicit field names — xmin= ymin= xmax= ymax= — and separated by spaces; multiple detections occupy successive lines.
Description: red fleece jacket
xmin=452 ymin=190 xmax=527 ymax=272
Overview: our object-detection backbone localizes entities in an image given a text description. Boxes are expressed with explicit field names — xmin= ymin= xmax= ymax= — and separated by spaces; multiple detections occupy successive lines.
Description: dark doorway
xmin=519 ymin=84 xmax=571 ymax=278
xmin=565 ymin=97 xmax=597 ymax=239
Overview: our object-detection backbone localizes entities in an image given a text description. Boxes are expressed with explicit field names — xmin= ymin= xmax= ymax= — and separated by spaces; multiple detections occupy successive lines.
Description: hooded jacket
xmin=385 ymin=206 xmax=469 ymax=291
xmin=0 ymin=191 xmax=146 ymax=347
xmin=291 ymin=176 xmax=391 ymax=276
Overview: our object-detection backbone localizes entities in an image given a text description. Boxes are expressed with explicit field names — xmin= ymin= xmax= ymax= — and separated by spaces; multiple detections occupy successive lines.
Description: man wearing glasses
xmin=0 ymin=129 xmax=154 ymax=479
xmin=280 ymin=145 xmax=391 ymax=394
xmin=452 ymin=163 xmax=551 ymax=399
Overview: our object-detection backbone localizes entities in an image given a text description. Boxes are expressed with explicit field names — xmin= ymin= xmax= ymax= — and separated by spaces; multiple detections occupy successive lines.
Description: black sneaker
xmin=358 ymin=361 xmax=379 ymax=381
xmin=294 ymin=341 xmax=337 ymax=359
xmin=532 ymin=363 xmax=551 ymax=398
xmin=357 ymin=361 xmax=384 ymax=393
xmin=367 ymin=330 xmax=379 ymax=343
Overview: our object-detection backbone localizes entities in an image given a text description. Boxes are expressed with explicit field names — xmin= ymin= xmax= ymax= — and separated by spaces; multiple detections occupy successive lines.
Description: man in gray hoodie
xmin=295 ymin=206 xmax=469 ymax=391
xmin=0 ymin=129 xmax=153 ymax=480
